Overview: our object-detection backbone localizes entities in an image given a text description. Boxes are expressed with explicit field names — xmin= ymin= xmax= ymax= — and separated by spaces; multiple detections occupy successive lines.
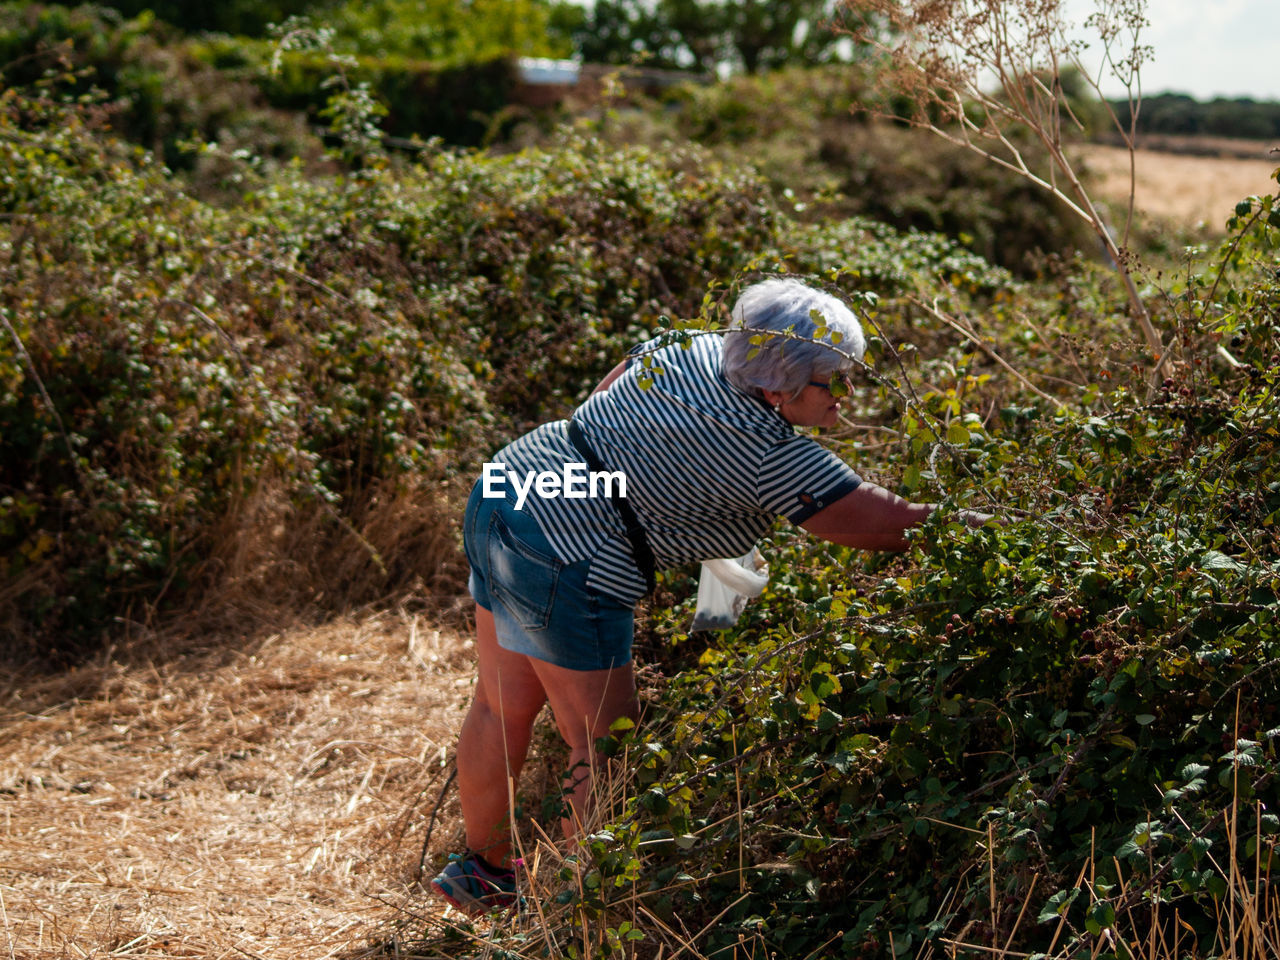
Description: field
xmin=1079 ymin=141 xmax=1278 ymax=229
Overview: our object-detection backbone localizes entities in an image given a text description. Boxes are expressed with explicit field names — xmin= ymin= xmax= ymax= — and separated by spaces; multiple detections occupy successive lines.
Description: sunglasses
xmin=808 ymin=371 xmax=854 ymax=396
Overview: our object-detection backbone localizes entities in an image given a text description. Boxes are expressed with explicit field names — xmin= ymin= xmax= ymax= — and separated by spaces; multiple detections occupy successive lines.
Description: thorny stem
xmin=1205 ymin=203 xmax=1269 ymax=311
xmin=910 ymin=296 xmax=1068 ymax=411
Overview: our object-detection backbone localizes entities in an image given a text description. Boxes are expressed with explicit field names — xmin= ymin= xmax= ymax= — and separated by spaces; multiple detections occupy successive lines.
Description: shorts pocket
xmin=486 ymin=510 xmax=563 ymax=631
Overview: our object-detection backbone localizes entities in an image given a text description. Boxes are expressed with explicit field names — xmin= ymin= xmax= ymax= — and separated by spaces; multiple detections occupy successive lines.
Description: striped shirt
xmin=487 ymin=333 xmax=862 ymax=602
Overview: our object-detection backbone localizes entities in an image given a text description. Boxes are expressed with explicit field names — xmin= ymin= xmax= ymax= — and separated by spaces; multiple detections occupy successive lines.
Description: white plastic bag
xmin=690 ymin=547 xmax=769 ymax=631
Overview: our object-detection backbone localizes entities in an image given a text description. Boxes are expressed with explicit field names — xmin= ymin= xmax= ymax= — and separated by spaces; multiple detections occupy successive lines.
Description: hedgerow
xmin=540 ymin=182 xmax=1280 ymax=959
xmin=0 ymin=81 xmax=1012 ymax=658
xmin=2 ymin=8 xmax=1110 ymax=272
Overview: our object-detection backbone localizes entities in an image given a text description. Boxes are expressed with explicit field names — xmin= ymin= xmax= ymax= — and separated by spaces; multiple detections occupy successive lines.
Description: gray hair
xmin=722 ymin=278 xmax=866 ymax=400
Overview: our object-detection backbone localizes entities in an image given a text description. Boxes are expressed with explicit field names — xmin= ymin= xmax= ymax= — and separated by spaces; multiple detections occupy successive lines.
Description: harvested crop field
xmin=1078 ymin=140 xmax=1278 ymax=229
xmin=0 ymin=614 xmax=512 ymax=958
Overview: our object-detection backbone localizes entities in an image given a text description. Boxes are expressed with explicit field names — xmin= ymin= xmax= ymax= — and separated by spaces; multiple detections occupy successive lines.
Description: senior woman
xmin=431 ymin=277 xmax=934 ymax=913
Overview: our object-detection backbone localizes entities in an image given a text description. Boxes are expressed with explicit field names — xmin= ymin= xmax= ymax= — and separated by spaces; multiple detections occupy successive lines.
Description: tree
xmin=719 ymin=0 xmax=852 ymax=74
xmin=574 ymin=0 xmax=686 ymax=70
xmin=324 ymin=0 xmax=573 ymax=62
xmin=40 ymin=0 xmax=329 ymax=36
xmin=574 ymin=0 xmax=853 ymax=74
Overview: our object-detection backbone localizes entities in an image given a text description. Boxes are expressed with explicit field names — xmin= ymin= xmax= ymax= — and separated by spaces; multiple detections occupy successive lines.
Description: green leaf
xmin=1038 ymin=887 xmax=1080 ymax=924
xmin=816 ymin=707 xmax=843 ymax=731
xmin=1085 ymin=902 xmax=1116 ymax=936
xmin=1201 ymin=550 xmax=1246 ymax=573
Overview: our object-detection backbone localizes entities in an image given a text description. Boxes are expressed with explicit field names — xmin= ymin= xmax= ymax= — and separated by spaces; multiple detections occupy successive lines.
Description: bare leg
xmin=454 ymin=606 xmax=548 ymax=867
xmin=529 ymin=656 xmax=639 ymax=841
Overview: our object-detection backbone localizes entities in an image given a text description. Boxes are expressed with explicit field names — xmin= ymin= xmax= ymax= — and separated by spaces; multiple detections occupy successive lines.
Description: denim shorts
xmin=462 ymin=479 xmax=635 ymax=671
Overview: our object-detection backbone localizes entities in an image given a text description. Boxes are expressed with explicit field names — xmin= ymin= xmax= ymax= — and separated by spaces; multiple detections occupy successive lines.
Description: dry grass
xmin=921 ymin=827 xmax=1279 ymax=960
xmin=0 ymin=606 xmax=718 ymax=960
xmin=1076 ymin=142 xmax=1279 ymax=231
xmin=0 ymin=601 xmax=743 ymax=960
xmin=3 ymin=607 xmax=1275 ymax=960
xmin=0 ymin=611 xmax=499 ymax=959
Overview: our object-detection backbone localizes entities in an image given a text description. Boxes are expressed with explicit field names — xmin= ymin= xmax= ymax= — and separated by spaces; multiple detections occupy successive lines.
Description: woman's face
xmin=765 ymin=373 xmax=851 ymax=428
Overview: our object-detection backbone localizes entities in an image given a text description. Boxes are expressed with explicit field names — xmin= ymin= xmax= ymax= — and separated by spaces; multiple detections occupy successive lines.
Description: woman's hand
xmin=958 ymin=508 xmax=1001 ymax=528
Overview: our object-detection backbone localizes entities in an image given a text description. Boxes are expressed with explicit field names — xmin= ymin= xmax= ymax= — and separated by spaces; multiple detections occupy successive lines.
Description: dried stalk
xmin=845 ymin=0 xmax=1169 ymax=381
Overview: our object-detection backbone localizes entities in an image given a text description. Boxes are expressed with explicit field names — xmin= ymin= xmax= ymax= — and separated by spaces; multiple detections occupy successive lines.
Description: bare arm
xmin=799 ymin=482 xmax=934 ymax=552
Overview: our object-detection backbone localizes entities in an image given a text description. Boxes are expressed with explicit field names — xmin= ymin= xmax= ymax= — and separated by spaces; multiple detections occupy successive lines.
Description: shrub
xmin=0 ymin=90 xmax=491 ymax=653
xmin=230 ymin=41 xmax=522 ymax=147
xmin=542 ymin=173 xmax=1280 ymax=960
xmin=638 ymin=66 xmax=1104 ymax=276
xmin=321 ymin=0 xmax=573 ymax=64
xmin=0 ymin=4 xmax=321 ymax=175
xmin=1 ymin=77 xmax=1017 ymax=657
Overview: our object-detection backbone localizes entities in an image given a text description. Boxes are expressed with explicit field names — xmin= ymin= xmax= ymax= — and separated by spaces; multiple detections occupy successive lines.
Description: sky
xmin=1064 ymin=0 xmax=1280 ymax=101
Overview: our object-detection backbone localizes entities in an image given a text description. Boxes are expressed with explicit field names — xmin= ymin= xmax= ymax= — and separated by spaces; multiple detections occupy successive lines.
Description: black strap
xmin=567 ymin=418 xmax=657 ymax=595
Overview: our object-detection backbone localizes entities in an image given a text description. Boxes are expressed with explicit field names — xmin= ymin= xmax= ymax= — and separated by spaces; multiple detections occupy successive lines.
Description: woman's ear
xmin=761 ymin=389 xmax=784 ymax=409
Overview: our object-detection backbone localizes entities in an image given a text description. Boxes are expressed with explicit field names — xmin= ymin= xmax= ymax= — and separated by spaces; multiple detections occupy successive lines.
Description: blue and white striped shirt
xmin=489 ymin=333 xmax=862 ymax=602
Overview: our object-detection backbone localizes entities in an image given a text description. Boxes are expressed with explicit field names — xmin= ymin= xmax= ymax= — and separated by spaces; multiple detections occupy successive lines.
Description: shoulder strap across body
xmin=566 ymin=418 xmax=657 ymax=596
